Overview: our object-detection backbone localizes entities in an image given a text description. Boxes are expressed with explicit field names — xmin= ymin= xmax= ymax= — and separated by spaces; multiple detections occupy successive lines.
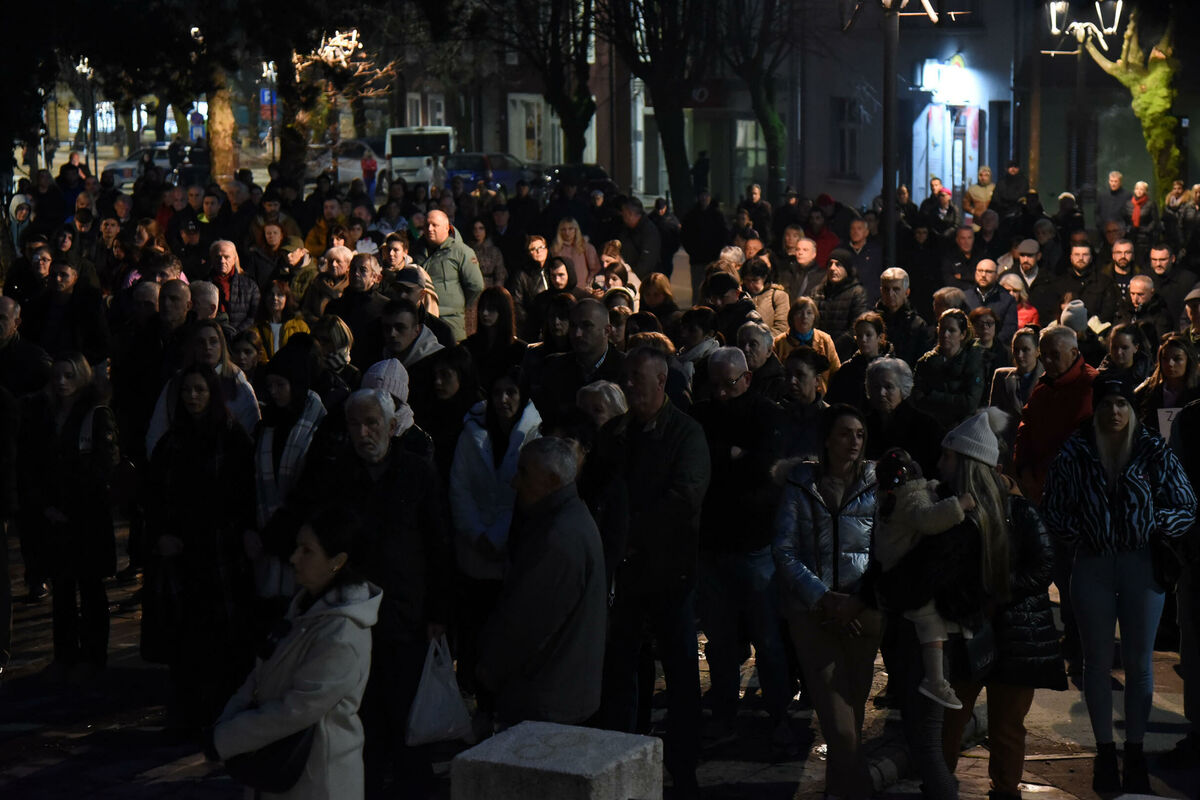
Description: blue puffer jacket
xmin=773 ymin=459 xmax=877 ymax=612
xmin=1043 ymin=423 xmax=1196 ymax=554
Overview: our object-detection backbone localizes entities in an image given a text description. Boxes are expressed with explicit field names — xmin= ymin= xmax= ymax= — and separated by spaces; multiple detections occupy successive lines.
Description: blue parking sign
xmin=260 ymin=88 xmax=275 ymax=106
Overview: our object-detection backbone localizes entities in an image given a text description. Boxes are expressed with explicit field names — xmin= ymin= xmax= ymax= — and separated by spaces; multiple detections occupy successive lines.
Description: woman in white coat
xmin=449 ymin=366 xmax=541 ymax=729
xmin=212 ymin=508 xmax=381 ymax=799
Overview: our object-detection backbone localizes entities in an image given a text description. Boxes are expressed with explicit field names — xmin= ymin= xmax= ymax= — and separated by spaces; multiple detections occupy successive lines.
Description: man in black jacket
xmin=1148 ymin=244 xmax=1197 ymax=328
xmin=326 ymin=253 xmax=389 ymax=368
xmin=1054 ymin=243 xmax=1118 ymax=324
xmin=600 ymin=346 xmax=710 ymax=798
xmin=0 ymin=297 xmax=52 ymax=396
xmin=877 ymin=268 xmax=932 ymax=367
xmin=21 ymin=260 xmax=109 ymax=367
xmin=536 ymin=299 xmax=625 ymax=426
xmin=618 ymin=198 xmax=662 ymax=281
xmin=478 ymin=437 xmax=607 ymax=726
xmin=689 ymin=347 xmax=791 ymax=741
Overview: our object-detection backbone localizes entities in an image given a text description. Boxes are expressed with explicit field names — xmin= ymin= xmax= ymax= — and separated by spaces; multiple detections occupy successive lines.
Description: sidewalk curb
xmin=867 ymin=705 xmax=989 ymax=793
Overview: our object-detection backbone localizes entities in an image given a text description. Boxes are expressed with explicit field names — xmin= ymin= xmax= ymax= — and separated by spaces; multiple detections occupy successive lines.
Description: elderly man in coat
xmin=477 ymin=437 xmax=607 ymax=726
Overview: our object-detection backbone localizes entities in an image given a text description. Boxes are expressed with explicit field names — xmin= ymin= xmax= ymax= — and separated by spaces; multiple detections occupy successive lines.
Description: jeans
xmin=1071 ymin=548 xmax=1165 ymax=745
xmin=943 ymin=681 xmax=1036 ymax=798
xmin=601 ymin=582 xmax=701 ymax=785
xmin=892 ymin=618 xmax=958 ymax=800
xmin=786 ymin=606 xmax=883 ymax=800
xmin=697 ymin=547 xmax=790 ymax=721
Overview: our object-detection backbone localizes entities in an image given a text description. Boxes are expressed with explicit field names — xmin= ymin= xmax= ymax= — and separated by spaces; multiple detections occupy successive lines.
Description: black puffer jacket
xmin=988 ymin=491 xmax=1066 ymax=690
xmin=814 ymin=273 xmax=869 ymax=360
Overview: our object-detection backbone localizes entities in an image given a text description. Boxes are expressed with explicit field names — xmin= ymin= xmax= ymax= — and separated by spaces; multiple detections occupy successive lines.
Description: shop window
xmin=831 ymin=97 xmax=862 ymax=180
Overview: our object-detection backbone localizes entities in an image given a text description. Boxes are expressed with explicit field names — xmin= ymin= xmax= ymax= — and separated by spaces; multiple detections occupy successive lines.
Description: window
xmin=406 ymin=93 xmax=422 ymax=126
xmin=428 ymin=94 xmax=446 ymax=126
xmin=831 ymin=97 xmax=862 ymax=179
xmin=734 ymin=120 xmax=768 ymax=194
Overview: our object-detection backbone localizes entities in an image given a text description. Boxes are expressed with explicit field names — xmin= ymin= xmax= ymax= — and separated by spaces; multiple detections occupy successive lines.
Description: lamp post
xmin=1042 ymin=1 xmax=1123 ymax=207
xmin=843 ymin=0 xmax=941 ymax=268
xmin=75 ymin=57 xmax=99 ymax=176
xmin=262 ymin=60 xmax=277 ymax=162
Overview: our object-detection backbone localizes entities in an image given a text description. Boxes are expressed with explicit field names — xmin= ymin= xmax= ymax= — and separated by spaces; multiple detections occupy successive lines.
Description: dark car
xmin=535 ymin=163 xmax=620 ymax=203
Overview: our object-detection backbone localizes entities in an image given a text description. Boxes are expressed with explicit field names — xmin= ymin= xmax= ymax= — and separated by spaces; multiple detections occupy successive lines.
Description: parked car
xmin=535 ymin=163 xmax=620 ymax=203
xmin=445 ymin=152 xmax=539 ymax=195
xmin=102 ymin=144 xmax=173 ymax=188
xmin=331 ymin=139 xmax=387 ymax=194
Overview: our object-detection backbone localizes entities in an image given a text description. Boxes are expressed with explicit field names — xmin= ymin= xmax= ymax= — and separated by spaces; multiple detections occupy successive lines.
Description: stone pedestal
xmin=451 ymin=721 xmax=663 ymax=800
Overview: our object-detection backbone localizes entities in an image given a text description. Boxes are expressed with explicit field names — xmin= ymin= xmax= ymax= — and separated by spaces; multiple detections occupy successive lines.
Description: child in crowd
xmin=875 ymin=447 xmax=976 ymax=709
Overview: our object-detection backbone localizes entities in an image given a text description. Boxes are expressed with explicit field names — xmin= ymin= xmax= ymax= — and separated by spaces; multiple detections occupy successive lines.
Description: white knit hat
xmin=941 ymin=408 xmax=1009 ymax=467
xmin=362 ymin=358 xmax=410 ymax=403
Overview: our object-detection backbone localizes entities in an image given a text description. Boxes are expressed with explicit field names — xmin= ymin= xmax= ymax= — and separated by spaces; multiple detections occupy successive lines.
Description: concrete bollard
xmin=451 ymin=721 xmax=664 ymax=800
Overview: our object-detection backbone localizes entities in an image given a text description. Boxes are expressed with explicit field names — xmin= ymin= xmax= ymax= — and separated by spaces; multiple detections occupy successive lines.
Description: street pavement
xmin=4 ymin=527 xmax=1198 ymax=798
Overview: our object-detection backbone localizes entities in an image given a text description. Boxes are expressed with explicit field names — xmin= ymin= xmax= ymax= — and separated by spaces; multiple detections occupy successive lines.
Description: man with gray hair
xmin=689 ymin=348 xmax=791 ymax=743
xmin=876 ymin=267 xmax=931 ymax=367
xmin=1097 ymin=170 xmax=1132 ymax=236
xmin=738 ymin=320 xmax=787 ymax=402
xmin=295 ymin=385 xmax=450 ymax=795
xmin=477 ymin=437 xmax=607 ymax=727
xmin=1119 ymin=273 xmax=1174 ymax=344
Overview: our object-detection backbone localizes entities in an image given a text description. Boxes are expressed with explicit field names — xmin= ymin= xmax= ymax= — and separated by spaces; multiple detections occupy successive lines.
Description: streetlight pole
xmin=75 ymin=57 xmax=99 ymax=176
xmin=882 ymin=6 xmax=899 ymax=267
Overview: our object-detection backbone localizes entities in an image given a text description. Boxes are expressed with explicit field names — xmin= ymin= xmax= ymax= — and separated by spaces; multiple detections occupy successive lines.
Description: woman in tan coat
xmin=214 ymin=510 xmax=381 ymax=799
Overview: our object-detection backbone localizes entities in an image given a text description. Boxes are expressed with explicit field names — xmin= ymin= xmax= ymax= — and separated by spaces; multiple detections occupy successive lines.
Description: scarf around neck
xmin=1131 ymin=193 xmax=1149 ymax=227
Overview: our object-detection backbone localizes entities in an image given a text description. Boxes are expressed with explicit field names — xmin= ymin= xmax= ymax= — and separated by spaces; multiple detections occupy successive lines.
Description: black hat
xmin=1092 ymin=372 xmax=1136 ymax=407
xmin=704 ymin=271 xmax=740 ymax=298
xmin=829 ymin=247 xmax=855 ymax=268
xmin=182 ymin=218 xmax=199 ymax=233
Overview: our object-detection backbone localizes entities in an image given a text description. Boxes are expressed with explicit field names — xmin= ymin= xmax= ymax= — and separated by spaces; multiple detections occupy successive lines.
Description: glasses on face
xmin=716 ymin=372 xmax=748 ymax=388
xmin=529 ymin=245 xmax=546 ymax=253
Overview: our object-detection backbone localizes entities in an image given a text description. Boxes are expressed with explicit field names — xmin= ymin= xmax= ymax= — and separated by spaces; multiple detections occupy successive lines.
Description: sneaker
xmin=918 ymin=677 xmax=964 ymax=710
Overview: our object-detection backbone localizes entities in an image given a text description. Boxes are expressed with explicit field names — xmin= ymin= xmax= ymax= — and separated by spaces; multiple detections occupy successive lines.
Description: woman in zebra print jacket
xmin=1042 ymin=372 xmax=1197 ymax=794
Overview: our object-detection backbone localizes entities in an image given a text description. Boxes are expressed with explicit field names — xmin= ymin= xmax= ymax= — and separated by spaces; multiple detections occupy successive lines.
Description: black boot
xmin=1122 ymin=742 xmax=1151 ymax=794
xmin=1092 ymin=742 xmax=1120 ymax=793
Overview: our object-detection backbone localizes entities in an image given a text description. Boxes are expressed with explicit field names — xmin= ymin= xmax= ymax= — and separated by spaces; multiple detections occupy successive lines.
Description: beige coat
xmin=215 ymin=581 xmax=381 ymax=800
xmin=875 ymin=478 xmax=965 ymax=573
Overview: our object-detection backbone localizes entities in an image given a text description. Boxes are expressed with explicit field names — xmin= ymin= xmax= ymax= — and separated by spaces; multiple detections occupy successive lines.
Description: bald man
xmin=964 ymin=257 xmax=1018 ymax=345
xmin=413 ymin=209 xmax=483 ymax=342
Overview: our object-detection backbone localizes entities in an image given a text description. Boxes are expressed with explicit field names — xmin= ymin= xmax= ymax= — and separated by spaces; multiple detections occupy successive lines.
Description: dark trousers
xmin=893 ymin=618 xmax=959 ymax=800
xmin=51 ymin=567 xmax=109 ymax=666
xmin=1054 ymin=540 xmax=1079 ymax=662
xmin=453 ymin=574 xmax=503 ymax=708
xmin=362 ymin=637 xmax=431 ymax=800
xmin=601 ymin=582 xmax=701 ymax=786
xmin=15 ymin=517 xmax=47 ymax=592
xmin=1 ymin=523 xmax=11 ymax=665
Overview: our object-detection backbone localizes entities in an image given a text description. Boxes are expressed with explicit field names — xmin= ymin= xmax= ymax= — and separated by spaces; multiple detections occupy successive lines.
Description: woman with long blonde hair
xmin=552 ymin=217 xmax=601 ymax=289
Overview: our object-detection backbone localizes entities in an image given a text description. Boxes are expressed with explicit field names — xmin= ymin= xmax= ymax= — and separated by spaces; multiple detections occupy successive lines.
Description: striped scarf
xmin=255 ymin=390 xmax=326 ymax=528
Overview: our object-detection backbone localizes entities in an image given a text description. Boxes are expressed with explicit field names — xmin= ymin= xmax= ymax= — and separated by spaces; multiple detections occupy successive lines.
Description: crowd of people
xmin=2 ymin=152 xmax=1200 ymax=800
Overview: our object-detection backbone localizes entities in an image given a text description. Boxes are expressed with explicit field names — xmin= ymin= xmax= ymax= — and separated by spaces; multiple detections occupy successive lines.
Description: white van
xmin=384 ymin=126 xmax=455 ymax=188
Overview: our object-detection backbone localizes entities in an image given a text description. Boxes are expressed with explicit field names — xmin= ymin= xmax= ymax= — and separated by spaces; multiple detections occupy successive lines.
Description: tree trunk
xmin=170 ymin=99 xmax=190 ymax=141
xmin=153 ymin=98 xmax=168 ymax=141
xmin=747 ymin=77 xmax=786 ymax=205
xmin=275 ymin=57 xmax=308 ymax=185
xmin=652 ymin=96 xmax=695 ymax=213
xmin=208 ymin=65 xmax=238 ymax=185
xmin=349 ymin=90 xmax=368 ymax=139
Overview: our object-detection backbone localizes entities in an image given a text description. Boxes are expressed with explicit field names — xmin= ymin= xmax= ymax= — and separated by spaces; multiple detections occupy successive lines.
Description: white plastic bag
xmin=405 ymin=634 xmax=474 ymax=746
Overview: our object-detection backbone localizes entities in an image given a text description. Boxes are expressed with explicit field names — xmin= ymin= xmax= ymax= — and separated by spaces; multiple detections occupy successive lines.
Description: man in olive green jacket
xmin=415 ymin=209 xmax=484 ymax=342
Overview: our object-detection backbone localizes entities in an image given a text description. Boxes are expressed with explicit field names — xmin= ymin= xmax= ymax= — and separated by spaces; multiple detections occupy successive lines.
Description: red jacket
xmin=1013 ymin=355 xmax=1097 ymax=504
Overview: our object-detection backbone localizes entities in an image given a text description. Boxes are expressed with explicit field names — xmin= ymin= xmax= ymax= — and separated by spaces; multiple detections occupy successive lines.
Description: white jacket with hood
xmin=214 ymin=581 xmax=381 ymax=800
xmin=449 ymin=399 xmax=542 ymax=580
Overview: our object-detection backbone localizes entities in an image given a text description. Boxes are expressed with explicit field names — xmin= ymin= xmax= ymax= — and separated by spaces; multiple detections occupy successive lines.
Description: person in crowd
xmin=325 ymin=253 xmax=389 ymax=368
xmin=520 ymin=293 xmax=576 ymax=395
xmin=207 ymin=240 xmax=260 ymax=333
xmin=300 ymin=245 xmax=353 ymax=325
xmin=600 ymin=346 xmax=710 ymax=797
xmin=675 ymin=305 xmax=721 ymax=402
xmin=0 ymin=295 xmax=53 ymax=397
xmin=1102 ymin=238 xmax=1140 ymax=305
xmin=640 ymin=272 xmax=679 ymax=325
xmin=143 ymin=363 xmax=255 ymax=737
xmin=312 ymin=313 xmax=363 ymax=395
xmin=941 ymin=448 xmax=1066 ymax=800
xmin=469 ymin=217 xmax=507 ymax=290
xmin=877 ymin=267 xmax=931 ymax=368
xmin=449 ymin=366 xmax=541 ymax=734
xmin=779 ymin=346 xmax=830 ymax=460
xmin=1043 ymin=373 xmax=1196 ymax=794
xmin=1118 ymin=274 xmax=1174 ymax=346
xmin=477 ymin=437 xmax=607 ymax=726
xmin=863 ymin=357 xmax=942 ymax=476
xmin=772 ymin=232 xmax=826 ymax=303
xmin=145 ymin=320 xmax=261 ymax=455
xmin=551 ymin=216 xmax=601 ymax=290
xmin=1133 ymin=333 xmax=1200 ymax=430
xmin=989 ymin=327 xmax=1044 ymax=457
xmin=1097 ymin=322 xmax=1153 ymax=387
xmin=254 ymin=279 xmax=310 ymax=359
xmin=462 ymin=286 xmax=527 ymax=392
xmin=738 ymin=320 xmax=788 ymax=403
xmin=774 ymin=296 xmax=840 ymax=393
xmin=1147 ymin=244 xmax=1197 ymax=327
xmin=535 ymin=298 xmax=625 ymax=425
xmin=681 ymin=190 xmax=729 ymax=300
xmin=912 ymin=309 xmax=984 ymax=431
xmin=212 ymin=508 xmax=380 ymax=799
xmin=741 ymin=257 xmax=790 ymax=337
xmin=969 ymin=306 xmax=1010 ymax=391
xmin=21 ymin=259 xmax=110 ymax=367
xmin=1056 ymin=242 xmax=1118 ymax=325
xmin=509 ymin=235 xmax=550 ymax=340
xmin=941 ymin=226 xmax=980 ymax=291
xmin=826 ymin=312 xmax=890 ymax=411
xmin=229 ymin=329 xmax=268 ymax=391
xmin=618 ymin=198 xmax=663 ymax=280
xmin=249 ymin=344 xmax=327 ymax=629
xmin=702 ymin=271 xmax=760 ymax=345
xmin=295 ymin=388 xmax=450 ymax=797
xmin=413 ymin=209 xmax=484 ymax=343
xmin=18 ymin=353 xmax=118 ymax=680
xmin=965 ymin=258 xmax=1017 ymax=347
xmin=690 ymin=347 xmax=792 ymax=743
xmin=1122 ymin=181 xmax=1160 ymax=267
xmin=998 ymin=272 xmax=1039 ymax=329
xmin=773 ymin=404 xmax=881 ymax=800
xmin=419 ymin=346 xmax=479 ymax=483
xmin=813 ymin=249 xmax=868 ymax=360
